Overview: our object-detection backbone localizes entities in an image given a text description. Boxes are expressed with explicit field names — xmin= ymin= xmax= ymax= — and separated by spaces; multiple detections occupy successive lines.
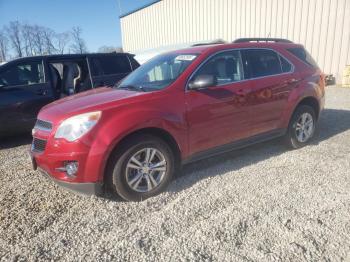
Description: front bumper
xmin=31 ymin=152 xmax=103 ymax=196
xmin=38 ymin=166 xmax=103 ymax=196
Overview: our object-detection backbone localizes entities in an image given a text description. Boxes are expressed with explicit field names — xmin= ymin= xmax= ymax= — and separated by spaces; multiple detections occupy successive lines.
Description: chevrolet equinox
xmin=30 ymin=38 xmax=325 ymax=201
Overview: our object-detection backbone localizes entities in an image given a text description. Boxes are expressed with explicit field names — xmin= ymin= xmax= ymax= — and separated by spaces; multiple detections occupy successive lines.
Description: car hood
xmin=39 ymin=87 xmax=147 ymax=122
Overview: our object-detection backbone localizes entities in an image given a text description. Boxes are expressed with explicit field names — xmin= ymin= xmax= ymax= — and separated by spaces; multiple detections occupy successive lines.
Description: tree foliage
xmin=0 ymin=21 xmax=90 ymax=60
xmin=70 ymin=26 xmax=87 ymax=54
xmin=0 ymin=31 xmax=9 ymax=62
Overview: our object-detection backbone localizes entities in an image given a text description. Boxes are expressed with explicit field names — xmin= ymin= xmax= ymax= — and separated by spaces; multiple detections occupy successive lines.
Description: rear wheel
xmin=107 ymin=134 xmax=175 ymax=201
xmin=285 ymin=105 xmax=316 ymax=149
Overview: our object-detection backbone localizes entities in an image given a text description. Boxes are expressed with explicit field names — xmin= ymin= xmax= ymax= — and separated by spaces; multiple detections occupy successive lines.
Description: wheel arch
xmin=295 ymin=96 xmax=320 ymax=120
xmin=102 ymin=127 xmax=182 ymax=183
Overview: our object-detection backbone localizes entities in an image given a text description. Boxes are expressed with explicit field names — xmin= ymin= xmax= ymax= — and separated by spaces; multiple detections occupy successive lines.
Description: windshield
xmin=116 ymin=53 xmax=198 ymax=92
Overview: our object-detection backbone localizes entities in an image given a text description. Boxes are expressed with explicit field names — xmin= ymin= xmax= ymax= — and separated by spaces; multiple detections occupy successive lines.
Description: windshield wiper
xmin=117 ymin=85 xmax=146 ymax=92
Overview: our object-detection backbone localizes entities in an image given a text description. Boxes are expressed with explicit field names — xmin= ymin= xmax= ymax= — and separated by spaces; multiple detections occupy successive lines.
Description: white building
xmin=120 ymin=0 xmax=350 ymax=83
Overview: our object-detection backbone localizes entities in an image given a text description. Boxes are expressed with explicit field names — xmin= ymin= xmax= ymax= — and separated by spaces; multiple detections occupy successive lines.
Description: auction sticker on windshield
xmin=175 ymin=55 xmax=197 ymax=61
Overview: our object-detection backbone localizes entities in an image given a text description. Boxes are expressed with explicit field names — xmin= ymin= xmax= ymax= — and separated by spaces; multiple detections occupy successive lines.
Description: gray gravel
xmin=1 ymin=86 xmax=350 ymax=261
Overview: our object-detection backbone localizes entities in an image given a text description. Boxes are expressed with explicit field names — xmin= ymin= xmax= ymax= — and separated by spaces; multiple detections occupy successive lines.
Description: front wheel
xmin=107 ymin=134 xmax=175 ymax=201
xmin=285 ymin=105 xmax=316 ymax=149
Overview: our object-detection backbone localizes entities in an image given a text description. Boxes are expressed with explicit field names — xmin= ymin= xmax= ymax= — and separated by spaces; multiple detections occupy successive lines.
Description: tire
xmin=285 ymin=105 xmax=316 ymax=149
xmin=107 ymin=134 xmax=175 ymax=201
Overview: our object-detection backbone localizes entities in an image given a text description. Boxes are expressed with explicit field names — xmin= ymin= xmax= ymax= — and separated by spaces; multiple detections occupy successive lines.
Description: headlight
xmin=55 ymin=111 xmax=101 ymax=142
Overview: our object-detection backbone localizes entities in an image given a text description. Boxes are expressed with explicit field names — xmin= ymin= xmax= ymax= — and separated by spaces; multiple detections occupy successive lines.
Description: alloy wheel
xmin=295 ymin=112 xmax=314 ymax=143
xmin=125 ymin=148 xmax=167 ymax=193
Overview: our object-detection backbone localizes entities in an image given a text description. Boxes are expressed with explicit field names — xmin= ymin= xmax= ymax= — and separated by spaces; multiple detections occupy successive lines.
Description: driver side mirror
xmin=188 ymin=74 xmax=217 ymax=90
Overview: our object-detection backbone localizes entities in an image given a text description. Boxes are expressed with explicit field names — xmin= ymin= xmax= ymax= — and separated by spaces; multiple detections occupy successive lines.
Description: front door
xmin=185 ymin=50 xmax=253 ymax=155
xmin=0 ymin=59 xmax=54 ymax=134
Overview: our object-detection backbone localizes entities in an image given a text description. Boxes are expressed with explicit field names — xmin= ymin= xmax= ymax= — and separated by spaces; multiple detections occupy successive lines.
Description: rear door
xmin=0 ymin=59 xmax=54 ymax=134
xmin=88 ymin=54 xmax=132 ymax=87
xmin=241 ymin=48 xmax=297 ymax=136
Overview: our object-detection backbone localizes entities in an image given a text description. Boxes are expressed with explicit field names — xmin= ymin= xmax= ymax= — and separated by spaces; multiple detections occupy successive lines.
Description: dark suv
xmin=0 ymin=52 xmax=139 ymax=136
xmin=30 ymin=38 xmax=325 ymax=201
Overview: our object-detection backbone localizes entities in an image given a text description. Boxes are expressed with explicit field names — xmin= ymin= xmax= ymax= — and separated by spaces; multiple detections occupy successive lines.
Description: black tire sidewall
xmin=286 ymin=105 xmax=316 ymax=149
xmin=110 ymin=135 xmax=174 ymax=201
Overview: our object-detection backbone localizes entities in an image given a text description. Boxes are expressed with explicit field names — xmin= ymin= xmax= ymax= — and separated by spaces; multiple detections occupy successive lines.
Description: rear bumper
xmin=38 ymin=167 xmax=103 ymax=196
xmin=318 ymin=92 xmax=326 ymax=120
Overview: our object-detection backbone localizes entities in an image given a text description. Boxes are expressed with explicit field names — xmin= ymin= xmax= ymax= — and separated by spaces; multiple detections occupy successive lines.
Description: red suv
xmin=30 ymin=38 xmax=325 ymax=201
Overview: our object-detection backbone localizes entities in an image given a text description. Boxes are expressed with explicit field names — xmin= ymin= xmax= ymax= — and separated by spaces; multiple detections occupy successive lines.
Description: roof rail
xmin=233 ymin=38 xmax=293 ymax=43
xmin=191 ymin=39 xmax=227 ymax=47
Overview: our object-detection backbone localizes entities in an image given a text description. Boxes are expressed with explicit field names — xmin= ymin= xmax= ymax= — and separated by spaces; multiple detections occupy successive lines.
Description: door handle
xmin=284 ymin=78 xmax=300 ymax=85
xmin=235 ymin=88 xmax=251 ymax=96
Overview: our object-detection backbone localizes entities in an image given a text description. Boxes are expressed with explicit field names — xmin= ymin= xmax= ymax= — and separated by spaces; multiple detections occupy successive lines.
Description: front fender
xmin=85 ymin=105 xmax=187 ymax=182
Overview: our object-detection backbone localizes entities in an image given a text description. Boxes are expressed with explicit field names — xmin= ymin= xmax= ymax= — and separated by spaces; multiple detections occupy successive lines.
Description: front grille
xmin=32 ymin=138 xmax=47 ymax=153
xmin=34 ymin=119 xmax=52 ymax=131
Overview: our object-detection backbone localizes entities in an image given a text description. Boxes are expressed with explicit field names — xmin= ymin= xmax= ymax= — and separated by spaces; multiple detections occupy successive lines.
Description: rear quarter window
xmin=287 ymin=48 xmax=319 ymax=68
xmin=90 ymin=55 xmax=131 ymax=76
xmin=280 ymin=55 xmax=293 ymax=73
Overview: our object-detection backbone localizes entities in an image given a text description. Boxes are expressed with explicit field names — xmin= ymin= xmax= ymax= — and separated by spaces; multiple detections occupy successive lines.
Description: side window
xmin=245 ymin=49 xmax=282 ymax=78
xmin=280 ymin=55 xmax=293 ymax=73
xmin=0 ymin=61 xmax=44 ymax=88
xmin=193 ymin=50 xmax=244 ymax=86
xmin=128 ymin=55 xmax=140 ymax=70
xmin=287 ymin=47 xmax=319 ymax=68
xmin=90 ymin=55 xmax=131 ymax=76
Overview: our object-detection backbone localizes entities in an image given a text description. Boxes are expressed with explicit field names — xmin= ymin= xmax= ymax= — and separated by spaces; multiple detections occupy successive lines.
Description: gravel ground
xmin=1 ymin=86 xmax=350 ymax=261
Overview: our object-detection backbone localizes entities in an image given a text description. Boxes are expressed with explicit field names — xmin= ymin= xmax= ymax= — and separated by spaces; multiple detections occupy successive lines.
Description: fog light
xmin=65 ymin=161 xmax=79 ymax=177
xmin=55 ymin=161 xmax=79 ymax=178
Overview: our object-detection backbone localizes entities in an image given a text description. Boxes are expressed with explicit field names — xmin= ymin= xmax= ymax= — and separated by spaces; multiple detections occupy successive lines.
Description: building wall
xmin=121 ymin=0 xmax=350 ymax=82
